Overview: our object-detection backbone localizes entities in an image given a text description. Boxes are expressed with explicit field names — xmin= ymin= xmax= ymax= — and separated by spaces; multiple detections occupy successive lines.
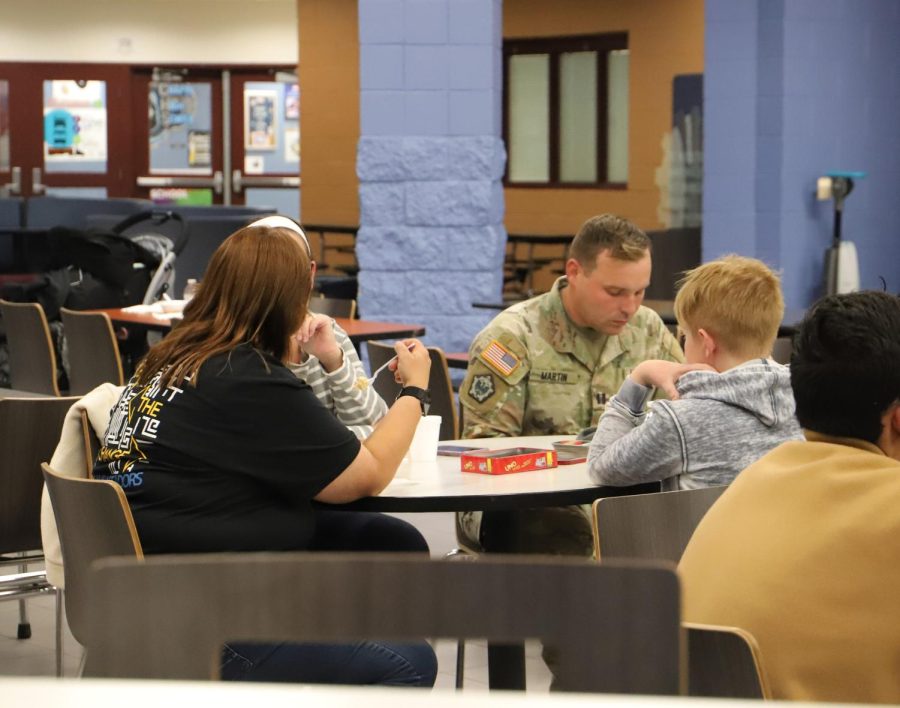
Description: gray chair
xmin=592 ymin=486 xmax=768 ymax=698
xmin=41 ymin=463 xmax=143 ymax=660
xmin=60 ymin=308 xmax=124 ymax=394
xmin=686 ymin=623 xmax=770 ymax=699
xmin=0 ymin=299 xmax=61 ymax=396
xmin=366 ymin=340 xmax=458 ymax=440
xmin=83 ymin=552 xmax=682 ymax=694
xmin=0 ymin=396 xmax=79 ymax=674
xmin=591 ymin=485 xmax=728 ymax=562
xmin=308 ymin=295 xmax=356 ymax=319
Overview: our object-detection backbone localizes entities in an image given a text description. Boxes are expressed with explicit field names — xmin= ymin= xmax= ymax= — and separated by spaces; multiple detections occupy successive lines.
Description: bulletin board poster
xmin=149 ymin=82 xmax=213 ymax=175
xmin=245 ymin=90 xmax=278 ymax=150
xmin=43 ymin=80 xmax=108 ymax=173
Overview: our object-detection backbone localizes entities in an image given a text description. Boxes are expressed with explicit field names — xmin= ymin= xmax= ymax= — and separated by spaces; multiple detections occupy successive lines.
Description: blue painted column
xmin=356 ymin=0 xmax=506 ymax=352
xmin=704 ymin=0 xmax=900 ymax=307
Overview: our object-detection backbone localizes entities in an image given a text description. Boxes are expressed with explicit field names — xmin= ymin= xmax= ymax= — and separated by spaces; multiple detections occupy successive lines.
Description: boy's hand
xmin=629 ymin=360 xmax=716 ymax=400
xmin=292 ymin=313 xmax=343 ymax=372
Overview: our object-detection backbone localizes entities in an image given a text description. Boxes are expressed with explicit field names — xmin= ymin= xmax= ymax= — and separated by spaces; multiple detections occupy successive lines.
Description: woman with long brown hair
xmin=94 ymin=223 xmax=436 ymax=686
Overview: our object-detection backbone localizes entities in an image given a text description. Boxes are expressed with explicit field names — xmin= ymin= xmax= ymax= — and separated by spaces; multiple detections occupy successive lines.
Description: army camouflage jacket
xmin=460 ymin=277 xmax=684 ymax=438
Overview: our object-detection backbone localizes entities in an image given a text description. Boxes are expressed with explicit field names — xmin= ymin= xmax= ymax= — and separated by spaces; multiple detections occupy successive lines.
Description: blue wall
xmin=704 ymin=0 xmax=900 ymax=307
xmin=356 ymin=0 xmax=506 ymax=352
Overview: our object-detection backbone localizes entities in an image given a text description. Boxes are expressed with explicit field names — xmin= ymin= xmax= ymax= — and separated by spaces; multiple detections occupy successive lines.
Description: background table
xmin=95 ymin=308 xmax=425 ymax=345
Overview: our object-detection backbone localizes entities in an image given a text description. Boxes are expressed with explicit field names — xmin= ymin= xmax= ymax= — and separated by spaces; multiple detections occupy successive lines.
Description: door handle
xmin=1 ymin=166 xmax=22 ymax=196
xmin=232 ymin=170 xmax=300 ymax=193
xmin=136 ymin=170 xmax=224 ymax=195
xmin=32 ymin=167 xmax=47 ymax=195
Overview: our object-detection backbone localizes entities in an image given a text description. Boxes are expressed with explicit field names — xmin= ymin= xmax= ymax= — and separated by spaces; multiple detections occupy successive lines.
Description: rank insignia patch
xmin=479 ymin=339 xmax=521 ymax=377
xmin=469 ymin=373 xmax=496 ymax=403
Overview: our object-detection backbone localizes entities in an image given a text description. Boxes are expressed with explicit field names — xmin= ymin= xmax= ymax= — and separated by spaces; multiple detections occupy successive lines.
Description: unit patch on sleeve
xmin=479 ymin=339 xmax=521 ymax=377
xmin=468 ymin=373 xmax=496 ymax=403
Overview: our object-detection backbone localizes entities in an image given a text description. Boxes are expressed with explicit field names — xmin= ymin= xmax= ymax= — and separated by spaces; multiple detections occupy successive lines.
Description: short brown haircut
xmin=674 ymin=255 xmax=784 ymax=357
xmin=137 ymin=225 xmax=312 ymax=388
xmin=568 ymin=214 xmax=650 ymax=268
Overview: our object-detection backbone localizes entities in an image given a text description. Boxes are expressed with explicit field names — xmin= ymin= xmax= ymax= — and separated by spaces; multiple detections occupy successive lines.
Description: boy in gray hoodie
xmin=588 ymin=255 xmax=803 ymax=490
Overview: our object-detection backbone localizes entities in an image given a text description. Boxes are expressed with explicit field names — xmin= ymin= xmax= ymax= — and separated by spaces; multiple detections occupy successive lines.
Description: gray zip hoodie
xmin=588 ymin=359 xmax=803 ymax=490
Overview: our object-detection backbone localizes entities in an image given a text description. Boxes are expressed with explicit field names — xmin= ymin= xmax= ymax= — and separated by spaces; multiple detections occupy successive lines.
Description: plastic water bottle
xmin=183 ymin=278 xmax=199 ymax=302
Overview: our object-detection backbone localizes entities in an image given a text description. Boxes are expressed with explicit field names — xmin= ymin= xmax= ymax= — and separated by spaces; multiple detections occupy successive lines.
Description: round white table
xmin=334 ymin=435 xmax=656 ymax=512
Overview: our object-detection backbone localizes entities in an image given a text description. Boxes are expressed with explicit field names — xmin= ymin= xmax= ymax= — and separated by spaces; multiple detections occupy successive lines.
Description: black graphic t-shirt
xmin=94 ymin=343 xmax=361 ymax=554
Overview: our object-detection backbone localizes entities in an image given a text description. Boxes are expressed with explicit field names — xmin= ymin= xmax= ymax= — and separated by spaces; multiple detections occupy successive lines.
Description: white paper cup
xmin=408 ymin=415 xmax=442 ymax=462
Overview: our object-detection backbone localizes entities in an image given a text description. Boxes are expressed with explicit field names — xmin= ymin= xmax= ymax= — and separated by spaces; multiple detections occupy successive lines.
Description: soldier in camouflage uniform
xmin=458 ymin=214 xmax=684 ymax=556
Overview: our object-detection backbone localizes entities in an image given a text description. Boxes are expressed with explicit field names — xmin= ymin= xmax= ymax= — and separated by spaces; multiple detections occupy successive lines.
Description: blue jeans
xmin=221 ymin=510 xmax=436 ymax=687
xmin=221 ymin=641 xmax=437 ymax=686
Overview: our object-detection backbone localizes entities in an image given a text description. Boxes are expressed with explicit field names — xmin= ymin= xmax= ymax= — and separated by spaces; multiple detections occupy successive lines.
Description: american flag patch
xmin=479 ymin=339 xmax=521 ymax=377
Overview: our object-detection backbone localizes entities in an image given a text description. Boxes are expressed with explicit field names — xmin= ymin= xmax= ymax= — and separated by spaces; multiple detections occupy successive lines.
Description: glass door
xmin=131 ymin=68 xmax=224 ymax=206
xmin=229 ymin=70 xmax=300 ymax=219
xmin=0 ymin=63 xmax=132 ymax=198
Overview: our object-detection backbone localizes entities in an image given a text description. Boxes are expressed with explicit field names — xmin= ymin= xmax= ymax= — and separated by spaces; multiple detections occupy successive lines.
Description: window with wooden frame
xmin=503 ymin=33 xmax=629 ymax=188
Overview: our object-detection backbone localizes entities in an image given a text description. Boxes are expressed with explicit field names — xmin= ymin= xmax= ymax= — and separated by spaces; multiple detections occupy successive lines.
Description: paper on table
xmin=122 ymin=300 xmax=187 ymax=315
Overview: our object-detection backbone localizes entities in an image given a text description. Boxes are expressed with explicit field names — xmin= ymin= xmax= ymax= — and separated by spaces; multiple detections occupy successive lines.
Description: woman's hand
xmin=390 ymin=338 xmax=430 ymax=389
xmin=629 ymin=360 xmax=716 ymax=400
xmin=292 ymin=313 xmax=343 ymax=372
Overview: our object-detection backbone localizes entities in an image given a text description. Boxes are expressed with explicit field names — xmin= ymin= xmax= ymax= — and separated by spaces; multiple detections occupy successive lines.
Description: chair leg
xmin=17 ymin=598 xmax=32 ymax=639
xmin=443 ymin=545 xmax=476 ymax=688
xmin=455 ymin=640 xmax=466 ymax=689
xmin=17 ymin=558 xmax=31 ymax=639
xmin=55 ymin=588 xmax=63 ymax=677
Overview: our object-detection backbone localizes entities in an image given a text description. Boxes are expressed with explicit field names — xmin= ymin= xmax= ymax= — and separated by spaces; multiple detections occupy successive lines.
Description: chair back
xmin=309 ymin=296 xmax=357 ymax=319
xmin=0 ymin=396 xmax=79 ymax=554
xmin=84 ymin=553 xmax=681 ymax=693
xmin=60 ymin=308 xmax=124 ymax=394
xmin=0 ymin=299 xmax=61 ymax=396
xmin=41 ymin=463 xmax=143 ymax=644
xmin=366 ymin=340 xmax=458 ymax=439
xmin=686 ymin=623 xmax=770 ymax=698
xmin=80 ymin=409 xmax=100 ymax=478
xmin=592 ymin=485 xmax=727 ymax=562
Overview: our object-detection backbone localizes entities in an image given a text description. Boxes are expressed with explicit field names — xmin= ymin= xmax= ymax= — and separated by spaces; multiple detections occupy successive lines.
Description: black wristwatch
xmin=396 ymin=386 xmax=431 ymax=415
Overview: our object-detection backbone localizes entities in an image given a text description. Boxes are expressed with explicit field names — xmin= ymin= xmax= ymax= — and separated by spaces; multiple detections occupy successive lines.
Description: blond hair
xmin=569 ymin=214 xmax=650 ymax=268
xmin=674 ymin=255 xmax=784 ymax=357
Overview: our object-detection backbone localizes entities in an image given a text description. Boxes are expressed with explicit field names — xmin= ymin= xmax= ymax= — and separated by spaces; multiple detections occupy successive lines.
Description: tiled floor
xmin=0 ymin=512 xmax=551 ymax=691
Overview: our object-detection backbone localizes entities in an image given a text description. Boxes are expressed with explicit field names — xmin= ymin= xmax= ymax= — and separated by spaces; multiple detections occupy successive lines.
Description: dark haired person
xmin=680 ymin=290 xmax=900 ymax=703
xmin=94 ymin=223 xmax=437 ymax=686
xmin=458 ymin=214 xmax=683 ymax=555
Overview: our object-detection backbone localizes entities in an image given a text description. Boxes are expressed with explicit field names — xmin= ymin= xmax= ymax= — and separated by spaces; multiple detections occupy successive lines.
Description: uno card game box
xmin=461 ymin=447 xmax=558 ymax=475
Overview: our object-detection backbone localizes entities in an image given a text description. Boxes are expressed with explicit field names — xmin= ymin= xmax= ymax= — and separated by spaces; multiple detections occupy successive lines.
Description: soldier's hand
xmin=629 ymin=360 xmax=716 ymax=400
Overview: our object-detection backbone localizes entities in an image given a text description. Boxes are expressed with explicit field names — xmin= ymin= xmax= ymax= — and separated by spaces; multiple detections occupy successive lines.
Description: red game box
xmin=460 ymin=447 xmax=558 ymax=475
